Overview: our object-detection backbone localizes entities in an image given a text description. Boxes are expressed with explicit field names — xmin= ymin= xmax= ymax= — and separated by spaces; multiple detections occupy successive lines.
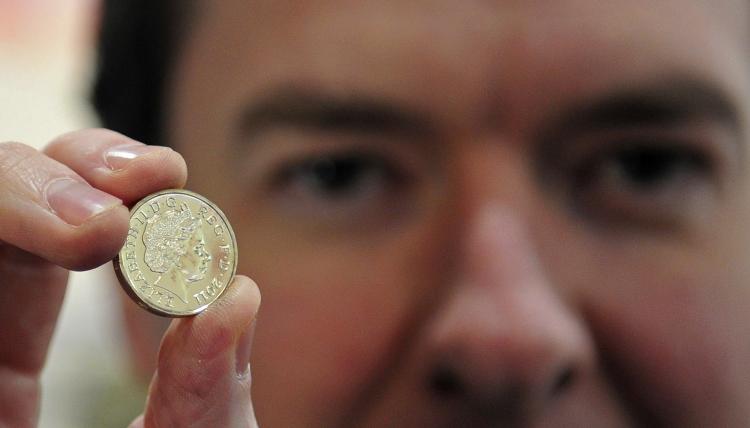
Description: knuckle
xmin=155 ymin=324 xmax=233 ymax=398
xmin=176 ymin=365 xmax=216 ymax=400
xmin=156 ymin=355 xmax=225 ymax=415
xmin=0 ymin=142 xmax=37 ymax=173
xmin=0 ymin=141 xmax=33 ymax=154
xmin=0 ymin=142 xmax=43 ymax=192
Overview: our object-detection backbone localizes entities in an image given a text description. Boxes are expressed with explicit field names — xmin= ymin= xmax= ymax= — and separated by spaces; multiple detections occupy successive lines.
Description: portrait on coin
xmin=142 ymin=202 xmax=212 ymax=304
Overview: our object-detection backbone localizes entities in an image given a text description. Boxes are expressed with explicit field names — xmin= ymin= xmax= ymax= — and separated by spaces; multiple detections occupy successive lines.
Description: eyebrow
xmin=236 ymin=87 xmax=435 ymax=140
xmin=553 ymin=78 xmax=742 ymax=134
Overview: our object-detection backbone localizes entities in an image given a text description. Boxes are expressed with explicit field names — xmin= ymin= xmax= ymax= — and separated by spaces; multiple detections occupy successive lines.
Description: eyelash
xmin=575 ymin=142 xmax=710 ymax=186
xmin=267 ymin=149 xmax=411 ymax=227
xmin=568 ymin=139 xmax=717 ymax=229
xmin=277 ymin=152 xmax=395 ymax=193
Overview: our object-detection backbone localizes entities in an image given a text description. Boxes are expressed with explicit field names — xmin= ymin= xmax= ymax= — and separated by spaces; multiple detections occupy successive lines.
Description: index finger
xmin=44 ymin=129 xmax=187 ymax=206
xmin=0 ymin=141 xmax=128 ymax=270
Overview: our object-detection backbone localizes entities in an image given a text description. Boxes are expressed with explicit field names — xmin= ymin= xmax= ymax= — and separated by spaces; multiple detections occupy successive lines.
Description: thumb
xmin=130 ymin=275 xmax=261 ymax=428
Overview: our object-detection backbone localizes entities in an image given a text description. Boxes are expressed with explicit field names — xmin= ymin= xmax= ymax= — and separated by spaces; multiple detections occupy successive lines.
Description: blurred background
xmin=1 ymin=1 xmax=144 ymax=426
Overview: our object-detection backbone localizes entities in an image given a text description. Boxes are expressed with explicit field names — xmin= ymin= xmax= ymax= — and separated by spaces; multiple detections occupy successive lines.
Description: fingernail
xmin=235 ymin=321 xmax=256 ymax=378
xmin=45 ymin=178 xmax=122 ymax=226
xmin=104 ymin=144 xmax=168 ymax=171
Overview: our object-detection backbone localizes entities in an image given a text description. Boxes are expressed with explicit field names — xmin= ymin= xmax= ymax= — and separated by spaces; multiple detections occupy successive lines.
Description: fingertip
xmin=44 ymin=128 xmax=139 ymax=157
xmin=43 ymin=128 xmax=189 ymax=205
xmin=111 ymin=147 xmax=188 ymax=204
xmin=230 ymin=277 xmax=260 ymax=376
xmin=226 ymin=275 xmax=262 ymax=319
xmin=157 ymin=275 xmax=261 ymax=371
xmin=145 ymin=275 xmax=261 ymax=426
xmin=190 ymin=275 xmax=261 ymax=355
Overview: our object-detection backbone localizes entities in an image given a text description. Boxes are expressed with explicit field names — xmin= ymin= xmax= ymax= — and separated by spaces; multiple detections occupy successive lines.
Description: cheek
xmin=236 ymin=204 xmax=451 ymax=425
xmin=579 ymin=240 xmax=750 ymax=423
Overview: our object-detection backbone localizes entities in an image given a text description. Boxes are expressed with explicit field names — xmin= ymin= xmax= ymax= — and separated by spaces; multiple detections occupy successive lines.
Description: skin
xmin=167 ymin=0 xmax=750 ymax=426
xmin=0 ymin=129 xmax=260 ymax=428
xmin=1 ymin=0 xmax=748 ymax=427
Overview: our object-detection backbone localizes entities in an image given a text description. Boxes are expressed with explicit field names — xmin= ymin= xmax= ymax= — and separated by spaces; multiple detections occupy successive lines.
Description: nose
xmin=423 ymin=205 xmax=594 ymax=424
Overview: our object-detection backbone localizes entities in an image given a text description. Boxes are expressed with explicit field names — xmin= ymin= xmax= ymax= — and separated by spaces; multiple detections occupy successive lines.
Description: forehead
xmin=179 ymin=0 xmax=749 ymax=130
xmin=186 ymin=0 xmax=749 ymax=66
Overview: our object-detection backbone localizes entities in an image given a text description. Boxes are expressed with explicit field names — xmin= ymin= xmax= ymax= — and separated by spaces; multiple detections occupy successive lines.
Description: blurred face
xmin=166 ymin=0 xmax=750 ymax=426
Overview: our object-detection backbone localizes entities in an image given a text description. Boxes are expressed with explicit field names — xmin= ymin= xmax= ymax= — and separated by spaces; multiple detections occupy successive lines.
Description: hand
xmin=0 ymin=129 xmax=261 ymax=427
xmin=130 ymin=275 xmax=261 ymax=428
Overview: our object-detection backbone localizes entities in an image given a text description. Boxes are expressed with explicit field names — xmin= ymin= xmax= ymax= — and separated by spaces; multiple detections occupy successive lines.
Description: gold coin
xmin=114 ymin=189 xmax=238 ymax=317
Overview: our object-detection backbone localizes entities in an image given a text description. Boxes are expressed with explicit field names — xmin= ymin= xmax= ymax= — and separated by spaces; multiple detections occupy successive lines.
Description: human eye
xmin=268 ymin=149 xmax=412 ymax=228
xmin=565 ymin=135 xmax=726 ymax=231
xmin=280 ymin=152 xmax=393 ymax=198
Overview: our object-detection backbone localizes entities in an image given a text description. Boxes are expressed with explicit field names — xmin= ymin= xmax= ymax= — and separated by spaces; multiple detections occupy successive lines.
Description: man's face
xmin=167 ymin=1 xmax=750 ymax=426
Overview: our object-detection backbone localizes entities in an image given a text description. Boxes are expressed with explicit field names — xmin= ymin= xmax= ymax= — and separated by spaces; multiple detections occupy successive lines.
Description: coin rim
xmin=113 ymin=189 xmax=239 ymax=317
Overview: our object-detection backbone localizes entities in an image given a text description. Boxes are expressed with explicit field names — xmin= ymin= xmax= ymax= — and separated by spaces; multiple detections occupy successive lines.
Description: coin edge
xmin=112 ymin=189 xmax=239 ymax=318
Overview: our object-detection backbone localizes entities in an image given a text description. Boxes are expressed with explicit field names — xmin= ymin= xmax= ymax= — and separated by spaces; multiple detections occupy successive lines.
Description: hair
xmin=92 ymin=0 xmax=195 ymax=146
xmin=142 ymin=204 xmax=201 ymax=274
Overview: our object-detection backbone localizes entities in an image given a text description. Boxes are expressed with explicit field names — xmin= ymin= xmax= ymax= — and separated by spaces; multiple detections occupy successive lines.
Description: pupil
xmin=618 ymin=148 xmax=681 ymax=187
xmin=310 ymin=157 xmax=366 ymax=193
